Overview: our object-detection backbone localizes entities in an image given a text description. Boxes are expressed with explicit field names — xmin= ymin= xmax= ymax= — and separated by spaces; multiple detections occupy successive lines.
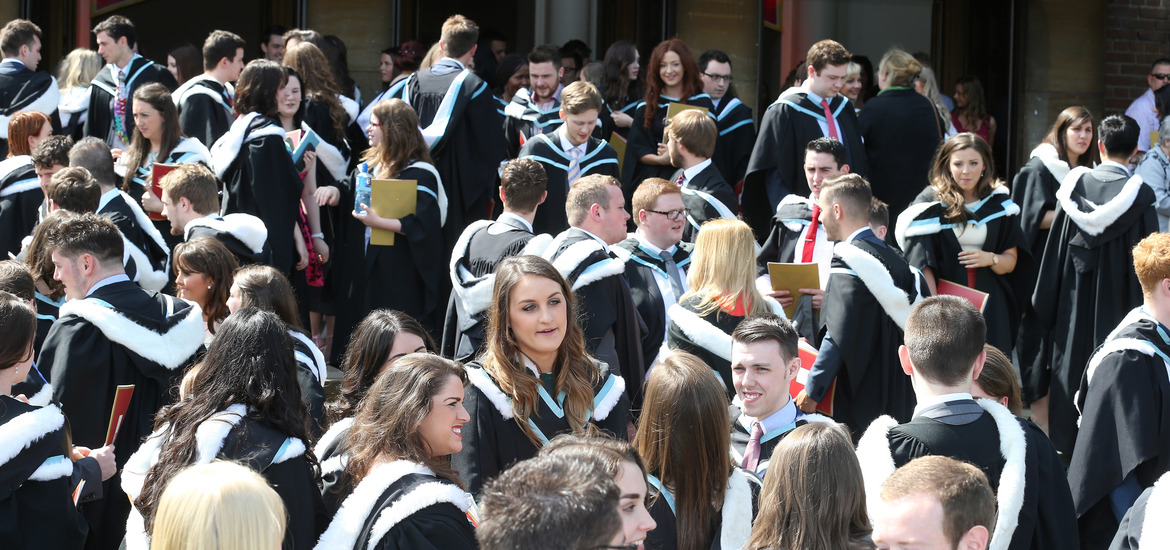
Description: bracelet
xmin=310 ymin=233 xmax=325 ymax=239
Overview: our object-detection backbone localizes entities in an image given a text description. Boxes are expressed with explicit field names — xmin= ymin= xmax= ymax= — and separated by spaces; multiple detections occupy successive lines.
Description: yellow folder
xmin=369 ymin=179 xmax=417 ymax=246
xmin=767 ymin=262 xmax=821 ymax=319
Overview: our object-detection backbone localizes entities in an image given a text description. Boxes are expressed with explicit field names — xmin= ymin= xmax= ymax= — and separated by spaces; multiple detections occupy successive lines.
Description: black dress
xmin=451 ymin=359 xmax=631 ymax=495
xmin=313 ymin=460 xmax=477 ymax=550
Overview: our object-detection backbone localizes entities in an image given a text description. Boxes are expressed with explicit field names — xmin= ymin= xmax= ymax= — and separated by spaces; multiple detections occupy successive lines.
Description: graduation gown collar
xmin=0 ymin=155 xmax=35 ymax=197
xmin=646 ymin=468 xmax=757 ymax=550
xmin=503 ymin=87 xmax=562 ymax=125
xmin=184 ymin=213 xmax=269 ymax=254
xmin=611 ymin=238 xmax=692 ymax=281
xmin=527 ymin=127 xmax=617 ymax=173
xmin=401 ymin=68 xmax=476 ymax=149
xmin=1141 ymin=473 xmax=1170 ymax=548
xmin=1029 ymin=142 xmax=1073 ymax=183
xmin=832 ymin=241 xmax=921 ymax=329
xmin=449 ymin=219 xmax=552 ymax=318
xmin=1079 ymin=307 xmax=1170 ymax=415
xmin=772 ymin=88 xmax=850 ymax=122
xmin=314 ymin=416 xmax=354 ymax=477
xmin=666 ymin=296 xmax=787 ymax=362
xmin=855 ymin=399 xmax=1026 ymax=550
xmin=0 ymin=76 xmax=58 ymax=138
xmin=544 ymin=228 xmax=626 ymax=292
xmin=210 ymin=112 xmax=286 ymax=177
xmin=172 ymin=74 xmax=232 ymax=111
xmin=465 ymin=360 xmax=626 ymax=426
xmin=59 ymin=289 xmax=204 ymax=370
xmin=90 ymin=56 xmax=154 ymax=98
xmin=1056 ymin=165 xmax=1149 ymax=236
xmin=312 ymin=460 xmax=470 ymax=550
xmin=0 ymin=401 xmax=66 ymax=471
xmin=299 ymin=121 xmax=349 ymax=181
xmin=894 ymin=186 xmax=1020 ymax=247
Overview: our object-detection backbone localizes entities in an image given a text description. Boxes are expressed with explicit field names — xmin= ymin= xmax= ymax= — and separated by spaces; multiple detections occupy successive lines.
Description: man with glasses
xmin=700 ymin=49 xmax=756 ymax=189
xmin=614 ymin=178 xmax=693 ymax=371
xmin=665 ymin=109 xmax=737 ymax=242
xmin=1126 ymin=57 xmax=1170 ymax=155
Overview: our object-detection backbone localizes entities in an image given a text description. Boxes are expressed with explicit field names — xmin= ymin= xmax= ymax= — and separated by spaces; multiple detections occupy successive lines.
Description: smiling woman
xmin=450 ymin=254 xmax=631 ymax=495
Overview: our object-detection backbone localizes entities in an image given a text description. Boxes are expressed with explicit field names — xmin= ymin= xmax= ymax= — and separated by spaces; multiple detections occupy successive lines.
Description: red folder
xmin=937 ymin=279 xmax=989 ymax=313
xmin=103 ymin=385 xmax=134 ymax=446
xmin=789 ymin=338 xmax=835 ymax=416
xmin=149 ymin=164 xmax=180 ymax=221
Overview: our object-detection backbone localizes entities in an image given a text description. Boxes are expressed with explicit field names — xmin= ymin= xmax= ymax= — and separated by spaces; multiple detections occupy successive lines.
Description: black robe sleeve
xmin=295 ymin=358 xmax=327 ymax=439
xmin=40 ymin=318 xmax=117 ymax=449
xmin=222 ymin=134 xmax=304 ymax=274
xmin=265 ymin=457 xmax=328 ymax=550
xmin=372 ymin=504 xmax=478 ymax=550
xmin=1016 ymin=420 xmax=1080 ymax=550
xmin=178 ymin=94 xmax=228 ymax=149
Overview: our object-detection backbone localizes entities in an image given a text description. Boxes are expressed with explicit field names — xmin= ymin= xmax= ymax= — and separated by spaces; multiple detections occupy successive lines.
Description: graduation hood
xmin=59 ymin=293 xmax=205 ymax=373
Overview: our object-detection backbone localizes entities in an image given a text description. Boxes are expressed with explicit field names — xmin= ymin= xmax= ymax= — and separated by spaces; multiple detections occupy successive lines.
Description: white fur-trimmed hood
xmin=1140 ymin=472 xmax=1170 ymax=548
xmin=59 ymin=295 xmax=205 ymax=370
xmin=210 ymin=112 xmax=287 ymax=177
xmin=1030 ymin=142 xmax=1072 ymax=183
xmin=834 ymin=242 xmax=919 ymax=329
xmin=1056 ymin=165 xmax=1148 ymax=236
xmin=0 ymin=78 xmax=59 ymax=140
xmin=315 ymin=416 xmax=354 ymax=459
xmin=0 ymin=403 xmax=65 ymax=469
xmin=544 ymin=236 xmax=625 ymax=292
xmin=720 ymin=469 xmax=755 ymax=550
xmin=184 ymin=213 xmax=269 ymax=254
xmin=467 ymin=361 xmax=625 ymax=423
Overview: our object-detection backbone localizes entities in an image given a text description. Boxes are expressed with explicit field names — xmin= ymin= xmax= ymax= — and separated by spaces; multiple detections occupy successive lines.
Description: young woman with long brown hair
xmin=895 ymin=133 xmax=1022 ymax=355
xmin=0 ymin=110 xmax=51 ymax=256
xmin=325 ymin=98 xmax=446 ymax=363
xmin=450 ymin=254 xmax=631 ymax=495
xmin=623 ymin=38 xmax=713 ymax=194
xmin=601 ymin=40 xmax=642 ymax=138
xmin=121 ymin=308 xmax=324 ymax=550
xmin=172 ymin=236 xmax=237 ymax=340
xmin=745 ymin=422 xmax=873 ymax=550
xmin=118 ymin=83 xmax=211 ymax=205
xmin=633 ymin=350 xmax=759 ymax=550
xmin=312 ymin=353 xmax=477 ymax=549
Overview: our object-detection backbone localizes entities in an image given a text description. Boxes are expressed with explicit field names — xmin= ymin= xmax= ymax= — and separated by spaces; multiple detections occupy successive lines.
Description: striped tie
xmin=566 ymin=147 xmax=581 ymax=187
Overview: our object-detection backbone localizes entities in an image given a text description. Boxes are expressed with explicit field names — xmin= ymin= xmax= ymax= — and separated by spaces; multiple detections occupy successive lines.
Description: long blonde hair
xmin=57 ymin=48 xmax=102 ymax=90
xmin=151 ymin=461 xmax=286 ymax=550
xmin=682 ymin=218 xmax=768 ymax=316
xmin=480 ymin=256 xmax=599 ymax=447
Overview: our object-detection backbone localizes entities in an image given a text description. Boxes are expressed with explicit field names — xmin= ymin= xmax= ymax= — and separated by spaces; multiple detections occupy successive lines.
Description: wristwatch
xmin=991 ymin=253 xmax=999 ymax=266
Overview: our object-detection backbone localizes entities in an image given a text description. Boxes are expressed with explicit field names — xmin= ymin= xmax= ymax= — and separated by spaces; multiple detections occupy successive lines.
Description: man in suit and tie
xmin=665 ymin=108 xmax=737 ymax=242
xmin=613 ymin=178 xmax=692 ymax=370
xmin=0 ymin=19 xmax=59 ymax=159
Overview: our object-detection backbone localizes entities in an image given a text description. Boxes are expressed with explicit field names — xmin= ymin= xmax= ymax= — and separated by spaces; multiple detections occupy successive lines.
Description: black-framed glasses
xmin=646 ymin=208 xmax=689 ymax=221
xmin=702 ymin=72 xmax=733 ymax=84
xmin=1153 ymin=73 xmax=1170 ymax=80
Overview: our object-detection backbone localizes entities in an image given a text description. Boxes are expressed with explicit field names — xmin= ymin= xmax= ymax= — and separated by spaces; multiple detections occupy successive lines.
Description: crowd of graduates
xmin=0 ymin=9 xmax=1168 ymax=550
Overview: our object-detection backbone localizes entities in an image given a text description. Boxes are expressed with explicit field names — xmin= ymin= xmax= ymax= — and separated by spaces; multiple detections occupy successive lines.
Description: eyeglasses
xmin=1153 ymin=73 xmax=1170 ymax=80
xmin=702 ymin=72 xmax=733 ymax=84
xmin=646 ymin=208 xmax=689 ymax=221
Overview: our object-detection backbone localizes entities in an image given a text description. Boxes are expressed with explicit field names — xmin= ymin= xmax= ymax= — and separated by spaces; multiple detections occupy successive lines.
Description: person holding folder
xmin=327 ymin=98 xmax=445 ymax=363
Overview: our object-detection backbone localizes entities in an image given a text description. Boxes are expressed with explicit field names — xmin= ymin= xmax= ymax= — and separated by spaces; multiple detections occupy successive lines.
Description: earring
xmin=207 ymin=285 xmax=212 ymax=290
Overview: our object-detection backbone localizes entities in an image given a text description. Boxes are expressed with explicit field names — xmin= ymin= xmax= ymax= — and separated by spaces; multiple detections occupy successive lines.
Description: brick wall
xmin=1103 ymin=0 xmax=1170 ymax=113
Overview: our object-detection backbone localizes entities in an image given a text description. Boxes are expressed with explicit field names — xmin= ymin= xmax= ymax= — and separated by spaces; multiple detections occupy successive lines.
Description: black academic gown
xmin=451 ymin=360 xmax=631 ymax=495
xmin=644 ymin=468 xmax=761 ymax=550
xmin=314 ymin=416 xmax=352 ymax=514
xmin=213 ymin=113 xmax=304 ymax=277
xmin=896 ymin=187 xmax=1024 ymax=354
xmin=441 ymin=216 xmax=549 ymax=362
xmin=812 ymin=231 xmax=920 ymax=438
xmin=1108 ymin=473 xmax=1170 ymax=550
xmin=184 ymin=213 xmax=272 ymax=266
xmin=1068 ymin=308 xmax=1170 ymax=549
xmin=858 ymin=87 xmax=946 ymax=221
xmin=728 ymin=402 xmax=832 ymax=478
xmin=313 ymin=460 xmax=477 ymax=550
xmin=11 ymin=292 xmax=61 ymax=402
xmin=289 ymin=330 xmax=327 ymax=438
xmin=0 ymin=397 xmax=88 ymax=550
xmin=121 ymin=406 xmax=325 ymax=550
xmin=671 ymin=161 xmax=739 ymax=218
xmin=666 ymin=294 xmax=783 ymax=396
xmin=38 ymin=280 xmax=204 ymax=550
xmin=390 ymin=62 xmax=507 ymax=254
xmin=0 ymin=154 xmax=40 ymax=257
xmin=711 ymin=95 xmax=755 ymax=187
xmin=502 ymin=87 xmax=563 ymax=159
xmin=624 ymin=93 xmax=715 ymax=199
xmin=98 ymin=190 xmax=171 ymax=292
xmin=173 ymin=75 xmax=233 ymax=148
xmin=1010 ymin=146 xmax=1068 ymax=403
xmin=543 ymin=228 xmax=646 ymax=404
xmin=1032 ymin=163 xmax=1158 ymax=456
xmin=331 ymin=162 xmax=444 ymax=361
xmin=743 ymin=89 xmax=866 ymax=237
xmin=518 ymin=126 xmax=620 ymax=236
xmin=84 ymin=56 xmax=177 ymax=143
xmin=613 ymin=237 xmax=692 ymax=370
xmin=0 ymin=58 xmax=60 ymax=159
xmin=856 ymin=398 xmax=1079 ymax=550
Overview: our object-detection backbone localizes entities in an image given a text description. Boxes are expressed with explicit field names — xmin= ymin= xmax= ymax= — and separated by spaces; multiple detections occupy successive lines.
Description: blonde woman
xmin=665 ymin=218 xmax=783 ymax=393
xmin=56 ymin=48 xmax=102 ymax=138
xmin=151 ymin=461 xmax=286 ymax=550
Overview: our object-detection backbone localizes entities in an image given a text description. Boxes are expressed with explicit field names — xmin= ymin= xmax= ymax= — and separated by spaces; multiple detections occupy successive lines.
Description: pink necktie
xmin=821 ymin=99 xmax=839 ymax=140
xmin=741 ymin=422 xmax=763 ymax=471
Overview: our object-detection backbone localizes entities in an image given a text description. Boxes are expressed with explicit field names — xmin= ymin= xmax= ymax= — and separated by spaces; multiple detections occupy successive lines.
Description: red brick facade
xmin=1104 ymin=0 xmax=1170 ymax=113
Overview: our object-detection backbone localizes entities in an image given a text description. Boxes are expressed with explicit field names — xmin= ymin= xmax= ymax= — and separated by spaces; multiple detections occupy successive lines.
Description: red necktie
xmin=821 ymin=99 xmax=839 ymax=140
xmin=676 ymin=173 xmax=686 ymax=186
xmin=801 ymin=204 xmax=820 ymax=263
xmin=741 ymin=422 xmax=763 ymax=471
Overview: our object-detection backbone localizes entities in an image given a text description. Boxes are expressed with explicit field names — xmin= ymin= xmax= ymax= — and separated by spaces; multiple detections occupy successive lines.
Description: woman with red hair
xmin=0 ymin=110 xmax=50 ymax=256
xmin=623 ymin=38 xmax=713 ymax=198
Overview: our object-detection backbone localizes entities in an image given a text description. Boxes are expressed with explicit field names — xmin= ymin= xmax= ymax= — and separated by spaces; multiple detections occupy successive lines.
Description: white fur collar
xmin=895 ymin=187 xmax=1017 ymax=243
xmin=0 ymin=403 xmax=65 ymax=469
xmin=0 ymin=83 xmax=59 ymax=139
xmin=1030 ymin=143 xmax=1072 ymax=183
xmin=467 ymin=366 xmax=514 ymax=420
xmin=313 ymin=460 xmax=455 ymax=550
xmin=210 ymin=113 xmax=287 ymax=177
xmin=449 ymin=220 xmax=495 ymax=316
xmin=854 ymin=401 xmax=1026 ymax=550
xmin=289 ymin=330 xmax=328 ymax=384
xmin=776 ymin=194 xmax=814 ymax=231
xmin=121 ymin=233 xmax=168 ymax=292
xmin=315 ymin=416 xmax=355 ymax=458
xmin=171 ymin=136 xmax=213 ymax=163
xmin=544 ymin=237 xmax=625 ymax=291
xmin=26 ymin=383 xmax=53 ymax=406
xmin=300 ymin=122 xmax=348 ymax=181
xmin=592 ymin=362 xmax=626 ymax=421
xmin=28 ymin=454 xmax=73 ymax=481
xmin=720 ymin=469 xmax=755 ymax=550
xmin=894 ymin=200 xmax=937 ymax=250
xmin=368 ymin=481 xmax=470 ymax=546
xmin=184 ymin=213 xmax=269 ymax=254
xmin=115 ymin=189 xmax=171 ymax=260
xmin=0 ymin=154 xmax=30 ymax=181
xmin=1056 ymin=165 xmax=1147 ymax=236
xmin=833 ymin=242 xmax=918 ymax=329
xmin=338 ymin=94 xmax=359 ymax=125
xmin=59 ymin=295 xmax=205 ymax=370
xmin=668 ymin=303 xmax=733 ymax=361
xmin=172 ymin=74 xmax=226 ymax=107
xmin=1140 ymin=472 xmax=1170 ymax=548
